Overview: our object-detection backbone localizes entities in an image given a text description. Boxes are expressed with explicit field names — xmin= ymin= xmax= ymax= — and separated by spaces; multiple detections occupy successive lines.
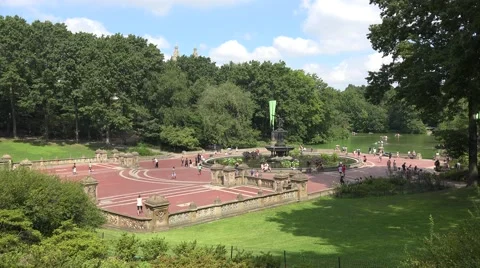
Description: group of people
xmin=260 ymin=162 xmax=271 ymax=172
xmin=72 ymin=161 xmax=94 ymax=175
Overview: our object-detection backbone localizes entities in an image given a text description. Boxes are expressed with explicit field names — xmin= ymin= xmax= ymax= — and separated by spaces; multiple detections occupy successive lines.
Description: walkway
xmin=47 ymin=152 xmax=436 ymax=218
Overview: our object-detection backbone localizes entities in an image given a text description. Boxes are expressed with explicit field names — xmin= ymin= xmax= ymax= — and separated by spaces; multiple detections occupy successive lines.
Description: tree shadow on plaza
xmin=265 ymin=188 xmax=475 ymax=267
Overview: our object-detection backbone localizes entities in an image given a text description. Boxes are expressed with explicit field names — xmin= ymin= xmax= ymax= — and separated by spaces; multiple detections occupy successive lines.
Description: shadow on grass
xmin=265 ymin=189 xmax=476 ymax=267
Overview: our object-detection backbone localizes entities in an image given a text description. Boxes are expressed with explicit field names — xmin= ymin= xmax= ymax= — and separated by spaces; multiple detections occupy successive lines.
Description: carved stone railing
xmin=101 ymin=209 xmax=152 ymax=231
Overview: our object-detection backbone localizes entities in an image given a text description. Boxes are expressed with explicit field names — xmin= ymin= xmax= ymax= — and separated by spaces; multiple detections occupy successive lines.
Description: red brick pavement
xmin=46 ymin=154 xmax=435 ymax=218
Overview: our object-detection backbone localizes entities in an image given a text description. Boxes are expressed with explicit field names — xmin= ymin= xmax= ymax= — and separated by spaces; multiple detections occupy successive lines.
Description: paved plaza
xmin=46 ymin=152 xmax=436 ymax=218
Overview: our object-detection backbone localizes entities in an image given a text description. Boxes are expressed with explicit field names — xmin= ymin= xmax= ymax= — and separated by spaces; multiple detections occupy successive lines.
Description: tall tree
xmin=367 ymin=0 xmax=480 ymax=184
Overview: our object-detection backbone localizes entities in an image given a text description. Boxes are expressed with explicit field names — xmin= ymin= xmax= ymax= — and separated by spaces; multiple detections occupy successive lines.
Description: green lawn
xmin=0 ymin=138 xmax=99 ymax=161
xmin=100 ymin=188 xmax=479 ymax=267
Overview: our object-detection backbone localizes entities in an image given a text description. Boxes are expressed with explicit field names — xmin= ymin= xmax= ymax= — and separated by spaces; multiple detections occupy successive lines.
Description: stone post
xmin=222 ymin=166 xmax=236 ymax=187
xmin=289 ymin=170 xmax=301 ymax=180
xmin=95 ymin=149 xmax=102 ymax=162
xmin=124 ymin=153 xmax=133 ymax=168
xmin=188 ymin=202 xmax=197 ymax=223
xmin=144 ymin=195 xmax=170 ymax=231
xmin=291 ymin=173 xmax=309 ymax=201
xmin=118 ymin=153 xmax=125 ymax=167
xmin=100 ymin=150 xmax=108 ymax=162
xmin=210 ymin=163 xmax=224 ymax=185
xmin=19 ymin=159 xmax=33 ymax=170
xmin=81 ymin=176 xmax=99 ymax=203
xmin=237 ymin=163 xmax=249 ymax=185
xmin=0 ymin=154 xmax=12 ymax=170
xmin=111 ymin=149 xmax=119 ymax=162
xmin=131 ymin=152 xmax=139 ymax=167
xmin=273 ymin=172 xmax=289 ymax=193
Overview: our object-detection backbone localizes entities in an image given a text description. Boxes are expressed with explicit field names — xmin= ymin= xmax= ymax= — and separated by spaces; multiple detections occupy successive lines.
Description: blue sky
xmin=0 ymin=0 xmax=392 ymax=90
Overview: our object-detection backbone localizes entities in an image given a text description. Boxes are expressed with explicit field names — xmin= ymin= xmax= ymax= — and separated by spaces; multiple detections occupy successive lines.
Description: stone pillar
xmin=0 ymin=154 xmax=12 ymax=170
xmin=289 ymin=170 xmax=301 ymax=180
xmin=222 ymin=166 xmax=236 ymax=187
xmin=124 ymin=153 xmax=133 ymax=168
xmin=111 ymin=149 xmax=119 ymax=162
xmin=291 ymin=173 xmax=309 ymax=201
xmin=237 ymin=163 xmax=249 ymax=185
xmin=118 ymin=153 xmax=125 ymax=167
xmin=100 ymin=150 xmax=108 ymax=162
xmin=210 ymin=163 xmax=224 ymax=185
xmin=95 ymin=149 xmax=102 ymax=162
xmin=19 ymin=159 xmax=33 ymax=170
xmin=131 ymin=152 xmax=139 ymax=167
xmin=273 ymin=172 xmax=289 ymax=193
xmin=144 ymin=195 xmax=170 ymax=231
xmin=81 ymin=176 xmax=99 ymax=203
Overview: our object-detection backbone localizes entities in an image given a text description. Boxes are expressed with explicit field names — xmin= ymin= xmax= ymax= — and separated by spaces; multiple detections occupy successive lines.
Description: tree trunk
xmin=9 ymin=86 xmax=17 ymax=139
xmin=467 ymin=98 xmax=479 ymax=186
xmin=105 ymin=126 xmax=110 ymax=144
xmin=74 ymin=99 xmax=79 ymax=143
xmin=44 ymin=104 xmax=49 ymax=141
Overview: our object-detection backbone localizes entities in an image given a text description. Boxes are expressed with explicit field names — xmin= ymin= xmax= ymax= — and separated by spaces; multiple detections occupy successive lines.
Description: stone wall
xmin=101 ymin=210 xmax=152 ymax=231
xmin=101 ymin=189 xmax=300 ymax=231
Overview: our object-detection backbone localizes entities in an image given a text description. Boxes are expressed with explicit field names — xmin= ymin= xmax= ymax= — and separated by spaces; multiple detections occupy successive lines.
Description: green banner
xmin=269 ymin=100 xmax=276 ymax=129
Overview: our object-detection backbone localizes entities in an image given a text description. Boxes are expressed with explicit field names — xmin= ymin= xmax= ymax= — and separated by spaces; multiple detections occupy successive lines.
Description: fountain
xmin=265 ymin=115 xmax=294 ymax=157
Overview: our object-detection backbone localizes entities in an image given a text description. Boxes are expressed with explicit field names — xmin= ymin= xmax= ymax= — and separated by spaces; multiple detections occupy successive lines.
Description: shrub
xmin=0 ymin=169 xmax=105 ymax=236
xmin=140 ymin=237 xmax=169 ymax=261
xmin=129 ymin=142 xmax=155 ymax=156
xmin=335 ymin=174 xmax=448 ymax=198
xmin=115 ymin=233 xmax=139 ymax=261
xmin=404 ymin=206 xmax=480 ymax=268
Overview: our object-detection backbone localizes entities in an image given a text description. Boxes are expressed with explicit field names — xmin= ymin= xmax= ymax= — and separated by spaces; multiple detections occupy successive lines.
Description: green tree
xmin=198 ymin=82 xmax=259 ymax=147
xmin=367 ymin=0 xmax=480 ymax=184
xmin=0 ymin=209 xmax=42 ymax=253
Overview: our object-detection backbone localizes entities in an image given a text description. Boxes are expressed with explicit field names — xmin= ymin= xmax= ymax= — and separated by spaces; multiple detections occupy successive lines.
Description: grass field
xmin=100 ymin=188 xmax=479 ymax=267
xmin=0 ymin=139 xmax=99 ymax=161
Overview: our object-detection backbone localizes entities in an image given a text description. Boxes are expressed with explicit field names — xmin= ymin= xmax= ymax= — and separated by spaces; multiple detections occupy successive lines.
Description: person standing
xmin=88 ymin=161 xmax=93 ymax=174
xmin=171 ymin=166 xmax=176 ymax=180
xmin=136 ymin=195 xmax=143 ymax=215
xmin=197 ymin=163 xmax=202 ymax=175
xmin=72 ymin=163 xmax=77 ymax=175
xmin=154 ymin=158 xmax=159 ymax=168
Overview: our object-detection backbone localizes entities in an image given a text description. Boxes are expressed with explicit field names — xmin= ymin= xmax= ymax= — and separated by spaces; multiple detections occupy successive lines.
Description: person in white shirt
xmin=136 ymin=195 xmax=143 ymax=215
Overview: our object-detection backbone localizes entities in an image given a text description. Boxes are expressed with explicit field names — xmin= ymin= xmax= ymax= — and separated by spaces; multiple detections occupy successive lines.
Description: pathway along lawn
xmin=101 ymin=188 xmax=479 ymax=267
xmin=0 ymin=138 xmax=98 ymax=161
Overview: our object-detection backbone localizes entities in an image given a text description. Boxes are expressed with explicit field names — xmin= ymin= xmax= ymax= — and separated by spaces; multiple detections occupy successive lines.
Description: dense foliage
xmin=366 ymin=0 xmax=479 ymax=184
xmin=0 ymin=169 xmax=105 ymax=236
xmin=0 ymin=15 xmax=426 ymax=150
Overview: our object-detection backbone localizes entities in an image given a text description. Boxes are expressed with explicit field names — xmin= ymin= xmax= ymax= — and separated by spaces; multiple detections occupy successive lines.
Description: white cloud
xmin=199 ymin=43 xmax=208 ymax=50
xmin=144 ymin=34 xmax=170 ymax=49
xmin=301 ymin=0 xmax=381 ymax=54
xmin=64 ymin=17 xmax=111 ymax=36
xmin=303 ymin=53 xmax=379 ymax=90
xmin=273 ymin=36 xmax=321 ymax=56
xmin=209 ymin=40 xmax=281 ymax=65
xmin=364 ymin=52 xmax=392 ymax=72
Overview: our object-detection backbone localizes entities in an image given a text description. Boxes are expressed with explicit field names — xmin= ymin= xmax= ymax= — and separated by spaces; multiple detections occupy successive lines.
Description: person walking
xmin=136 ymin=195 xmax=143 ymax=215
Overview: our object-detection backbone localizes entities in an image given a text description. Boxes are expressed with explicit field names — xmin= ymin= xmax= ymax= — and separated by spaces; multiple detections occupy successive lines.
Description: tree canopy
xmin=0 ymin=15 xmax=428 ymax=150
xmin=366 ymin=0 xmax=479 ymax=184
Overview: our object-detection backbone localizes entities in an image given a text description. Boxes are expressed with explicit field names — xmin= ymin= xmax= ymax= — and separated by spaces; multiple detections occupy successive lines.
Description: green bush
xmin=115 ymin=233 xmax=139 ymax=262
xmin=140 ymin=237 xmax=169 ymax=261
xmin=129 ymin=142 xmax=155 ymax=156
xmin=0 ymin=169 xmax=105 ymax=236
xmin=335 ymin=174 xmax=448 ymax=198
xmin=438 ymin=169 xmax=468 ymax=182
xmin=404 ymin=206 xmax=480 ymax=268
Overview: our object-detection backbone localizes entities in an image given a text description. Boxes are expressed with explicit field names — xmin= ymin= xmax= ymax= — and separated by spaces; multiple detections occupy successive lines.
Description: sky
xmin=0 ymin=0 xmax=392 ymax=90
